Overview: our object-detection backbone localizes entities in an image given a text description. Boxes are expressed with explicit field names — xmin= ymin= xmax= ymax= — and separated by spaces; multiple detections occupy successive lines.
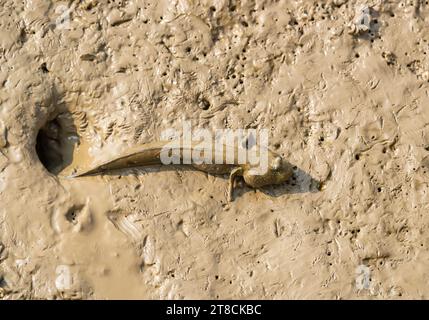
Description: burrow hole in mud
xmin=65 ymin=205 xmax=84 ymax=224
xmin=36 ymin=112 xmax=79 ymax=174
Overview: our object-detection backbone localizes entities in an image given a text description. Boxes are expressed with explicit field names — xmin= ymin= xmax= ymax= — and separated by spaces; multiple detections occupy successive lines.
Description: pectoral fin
xmin=228 ymin=167 xmax=243 ymax=202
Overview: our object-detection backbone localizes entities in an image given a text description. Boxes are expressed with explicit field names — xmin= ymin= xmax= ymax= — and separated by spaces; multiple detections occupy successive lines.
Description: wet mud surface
xmin=0 ymin=0 xmax=429 ymax=299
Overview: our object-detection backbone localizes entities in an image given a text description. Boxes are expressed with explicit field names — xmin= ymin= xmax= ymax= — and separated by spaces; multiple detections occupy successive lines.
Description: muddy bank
xmin=0 ymin=0 xmax=429 ymax=299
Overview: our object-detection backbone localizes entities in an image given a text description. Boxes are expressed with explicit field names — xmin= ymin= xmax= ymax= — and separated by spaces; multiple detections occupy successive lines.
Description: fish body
xmin=72 ymin=141 xmax=293 ymax=200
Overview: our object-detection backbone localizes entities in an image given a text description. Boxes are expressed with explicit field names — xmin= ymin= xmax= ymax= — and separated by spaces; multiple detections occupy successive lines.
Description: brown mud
xmin=0 ymin=0 xmax=429 ymax=299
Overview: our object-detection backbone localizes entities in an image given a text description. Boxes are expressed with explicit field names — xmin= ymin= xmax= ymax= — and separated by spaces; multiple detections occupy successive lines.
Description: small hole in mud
xmin=40 ymin=62 xmax=49 ymax=73
xmin=36 ymin=112 xmax=78 ymax=174
xmin=65 ymin=207 xmax=80 ymax=224
xmin=200 ymin=98 xmax=210 ymax=110
xmin=355 ymin=154 xmax=360 ymax=160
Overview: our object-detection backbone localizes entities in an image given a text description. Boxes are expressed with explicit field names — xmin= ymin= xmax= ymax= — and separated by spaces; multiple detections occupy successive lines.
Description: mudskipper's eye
xmin=272 ymin=156 xmax=282 ymax=171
